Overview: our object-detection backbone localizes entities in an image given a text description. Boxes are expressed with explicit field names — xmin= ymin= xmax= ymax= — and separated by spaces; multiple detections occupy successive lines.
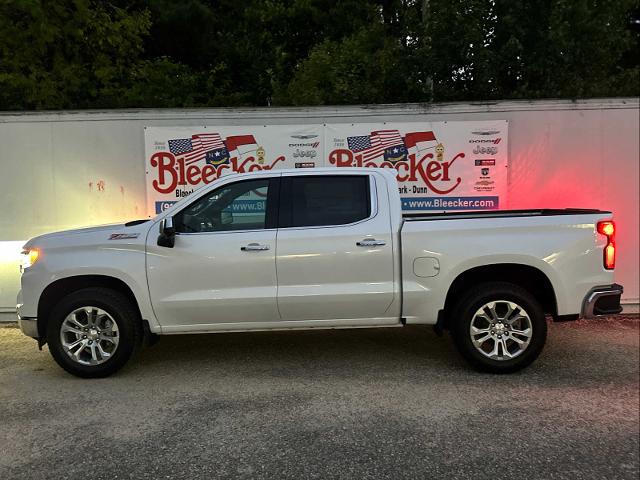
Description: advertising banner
xmin=144 ymin=120 xmax=507 ymax=215
xmin=144 ymin=125 xmax=323 ymax=214
xmin=324 ymin=120 xmax=508 ymax=211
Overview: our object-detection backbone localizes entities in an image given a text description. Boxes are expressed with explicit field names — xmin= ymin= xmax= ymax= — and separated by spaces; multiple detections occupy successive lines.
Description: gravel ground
xmin=0 ymin=318 xmax=638 ymax=480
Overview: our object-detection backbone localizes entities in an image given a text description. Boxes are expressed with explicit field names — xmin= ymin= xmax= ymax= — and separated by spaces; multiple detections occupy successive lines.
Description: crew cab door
xmin=275 ymin=172 xmax=397 ymax=323
xmin=146 ymin=176 xmax=280 ymax=331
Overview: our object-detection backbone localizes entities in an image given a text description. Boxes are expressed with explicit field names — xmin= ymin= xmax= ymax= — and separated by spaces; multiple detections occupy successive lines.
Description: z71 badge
xmin=108 ymin=233 xmax=140 ymax=240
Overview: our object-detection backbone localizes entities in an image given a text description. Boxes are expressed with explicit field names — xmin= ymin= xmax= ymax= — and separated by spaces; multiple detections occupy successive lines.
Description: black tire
xmin=46 ymin=287 xmax=142 ymax=378
xmin=450 ymin=281 xmax=547 ymax=373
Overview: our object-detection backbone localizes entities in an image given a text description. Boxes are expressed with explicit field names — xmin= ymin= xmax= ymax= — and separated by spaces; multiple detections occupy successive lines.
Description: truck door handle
xmin=241 ymin=243 xmax=270 ymax=251
xmin=356 ymin=239 xmax=386 ymax=247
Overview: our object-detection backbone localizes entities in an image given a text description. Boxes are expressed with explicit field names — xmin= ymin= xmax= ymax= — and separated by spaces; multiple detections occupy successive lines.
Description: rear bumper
xmin=582 ymin=283 xmax=624 ymax=318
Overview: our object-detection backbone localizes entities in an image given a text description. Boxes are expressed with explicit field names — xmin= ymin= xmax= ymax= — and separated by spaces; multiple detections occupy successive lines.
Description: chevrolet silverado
xmin=17 ymin=168 xmax=623 ymax=377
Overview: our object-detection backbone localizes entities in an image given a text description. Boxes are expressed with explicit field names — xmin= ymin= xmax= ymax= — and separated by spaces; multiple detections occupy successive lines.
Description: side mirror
xmin=157 ymin=217 xmax=176 ymax=248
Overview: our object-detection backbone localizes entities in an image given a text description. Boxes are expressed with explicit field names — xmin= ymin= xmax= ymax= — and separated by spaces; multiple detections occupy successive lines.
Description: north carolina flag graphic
xmin=206 ymin=147 xmax=230 ymax=166
xmin=384 ymin=145 xmax=408 ymax=163
xmin=346 ymin=130 xmax=438 ymax=161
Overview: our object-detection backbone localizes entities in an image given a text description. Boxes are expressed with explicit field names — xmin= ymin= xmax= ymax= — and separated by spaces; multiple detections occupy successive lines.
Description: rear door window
xmin=280 ymin=175 xmax=371 ymax=228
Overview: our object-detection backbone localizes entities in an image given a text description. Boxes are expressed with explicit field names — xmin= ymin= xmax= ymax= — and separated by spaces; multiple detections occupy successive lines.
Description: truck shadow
xmin=128 ymin=320 xmax=639 ymax=389
xmin=133 ymin=325 xmax=462 ymax=377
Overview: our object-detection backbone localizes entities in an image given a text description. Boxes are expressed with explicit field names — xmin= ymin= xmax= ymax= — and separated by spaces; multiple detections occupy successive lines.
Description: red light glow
xmin=604 ymin=244 xmax=616 ymax=270
xmin=597 ymin=221 xmax=616 ymax=270
xmin=597 ymin=221 xmax=615 ymax=237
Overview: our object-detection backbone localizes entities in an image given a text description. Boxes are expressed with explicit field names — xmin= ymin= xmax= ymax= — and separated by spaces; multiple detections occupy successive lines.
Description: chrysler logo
xmin=471 ymin=130 xmax=500 ymax=136
xmin=290 ymin=134 xmax=318 ymax=139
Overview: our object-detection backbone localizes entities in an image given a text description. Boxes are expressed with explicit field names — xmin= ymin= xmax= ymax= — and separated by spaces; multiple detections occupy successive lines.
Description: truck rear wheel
xmin=46 ymin=287 xmax=141 ymax=378
xmin=450 ymin=282 xmax=547 ymax=373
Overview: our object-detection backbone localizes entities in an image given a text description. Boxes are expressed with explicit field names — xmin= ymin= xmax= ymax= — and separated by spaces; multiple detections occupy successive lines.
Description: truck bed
xmin=399 ymin=206 xmax=614 ymax=324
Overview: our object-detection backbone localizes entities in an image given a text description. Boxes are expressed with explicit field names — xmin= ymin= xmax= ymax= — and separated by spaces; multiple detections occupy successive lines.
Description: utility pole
xmin=421 ymin=0 xmax=434 ymax=101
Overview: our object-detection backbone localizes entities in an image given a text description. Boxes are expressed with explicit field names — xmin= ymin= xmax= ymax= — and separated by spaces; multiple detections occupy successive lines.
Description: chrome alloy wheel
xmin=469 ymin=300 xmax=533 ymax=361
xmin=59 ymin=307 xmax=119 ymax=366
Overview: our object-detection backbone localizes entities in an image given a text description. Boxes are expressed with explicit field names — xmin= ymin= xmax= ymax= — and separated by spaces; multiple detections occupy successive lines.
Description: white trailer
xmin=0 ymin=98 xmax=638 ymax=314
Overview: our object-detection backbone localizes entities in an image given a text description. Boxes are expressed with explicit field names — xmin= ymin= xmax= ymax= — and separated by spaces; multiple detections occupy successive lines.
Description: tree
xmin=489 ymin=0 xmax=639 ymax=99
xmin=0 ymin=0 xmax=170 ymax=109
xmin=0 ymin=0 xmax=637 ymax=110
xmin=284 ymin=0 xmax=639 ymax=104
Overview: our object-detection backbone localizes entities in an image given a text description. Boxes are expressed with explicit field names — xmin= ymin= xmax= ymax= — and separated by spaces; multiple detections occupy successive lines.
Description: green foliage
xmin=487 ymin=0 xmax=640 ymax=99
xmin=0 ymin=0 xmax=161 ymax=109
xmin=0 ymin=0 xmax=637 ymax=110
xmin=281 ymin=24 xmax=430 ymax=105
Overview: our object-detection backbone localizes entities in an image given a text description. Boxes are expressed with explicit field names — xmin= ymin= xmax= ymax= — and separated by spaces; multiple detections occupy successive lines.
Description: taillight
xmin=597 ymin=221 xmax=615 ymax=270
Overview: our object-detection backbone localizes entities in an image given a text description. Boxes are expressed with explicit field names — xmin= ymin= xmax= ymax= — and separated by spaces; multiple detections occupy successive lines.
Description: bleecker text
xmin=328 ymin=149 xmax=463 ymax=194
xmin=151 ymin=152 xmax=285 ymax=194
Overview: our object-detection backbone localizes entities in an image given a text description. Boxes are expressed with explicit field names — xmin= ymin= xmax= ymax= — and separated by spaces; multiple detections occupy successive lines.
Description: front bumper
xmin=17 ymin=289 xmax=40 ymax=339
xmin=17 ymin=315 xmax=39 ymax=338
xmin=582 ymin=283 xmax=624 ymax=318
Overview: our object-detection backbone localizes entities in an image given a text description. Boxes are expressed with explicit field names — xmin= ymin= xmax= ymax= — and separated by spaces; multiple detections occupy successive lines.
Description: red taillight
xmin=597 ymin=221 xmax=615 ymax=237
xmin=604 ymin=244 xmax=615 ymax=270
xmin=597 ymin=220 xmax=616 ymax=270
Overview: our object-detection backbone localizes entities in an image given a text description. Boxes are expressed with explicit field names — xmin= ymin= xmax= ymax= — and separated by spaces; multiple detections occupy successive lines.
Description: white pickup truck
xmin=17 ymin=168 xmax=623 ymax=377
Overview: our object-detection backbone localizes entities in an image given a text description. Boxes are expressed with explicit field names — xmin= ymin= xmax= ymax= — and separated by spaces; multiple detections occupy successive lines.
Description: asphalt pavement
xmin=0 ymin=317 xmax=638 ymax=480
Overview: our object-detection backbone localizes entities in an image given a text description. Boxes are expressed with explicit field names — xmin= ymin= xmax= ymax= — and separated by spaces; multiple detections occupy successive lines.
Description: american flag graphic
xmin=347 ymin=130 xmax=405 ymax=161
xmin=168 ymin=133 xmax=225 ymax=164
xmin=167 ymin=138 xmax=193 ymax=155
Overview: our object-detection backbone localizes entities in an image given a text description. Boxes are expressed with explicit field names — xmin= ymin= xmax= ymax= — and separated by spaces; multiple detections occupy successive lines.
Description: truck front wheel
xmin=46 ymin=287 xmax=142 ymax=378
xmin=450 ymin=282 xmax=547 ymax=373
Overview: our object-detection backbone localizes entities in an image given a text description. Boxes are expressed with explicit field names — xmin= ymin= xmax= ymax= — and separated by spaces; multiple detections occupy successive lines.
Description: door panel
xmin=146 ymin=177 xmax=279 ymax=329
xmin=276 ymin=174 xmax=396 ymax=321
xmin=147 ymin=230 xmax=278 ymax=328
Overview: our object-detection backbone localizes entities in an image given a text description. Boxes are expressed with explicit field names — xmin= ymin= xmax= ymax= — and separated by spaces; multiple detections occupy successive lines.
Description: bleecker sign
xmin=328 ymin=148 xmax=464 ymax=194
xmin=150 ymin=152 xmax=286 ymax=194
xmin=324 ymin=121 xmax=508 ymax=211
xmin=144 ymin=121 xmax=508 ymax=215
xmin=145 ymin=126 xmax=322 ymax=214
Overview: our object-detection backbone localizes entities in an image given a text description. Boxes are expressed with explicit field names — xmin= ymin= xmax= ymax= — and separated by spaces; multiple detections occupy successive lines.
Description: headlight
xmin=20 ymin=248 xmax=39 ymax=271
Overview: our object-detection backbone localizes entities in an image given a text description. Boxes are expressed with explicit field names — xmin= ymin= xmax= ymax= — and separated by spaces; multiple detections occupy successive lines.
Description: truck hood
xmin=23 ymin=221 xmax=151 ymax=250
